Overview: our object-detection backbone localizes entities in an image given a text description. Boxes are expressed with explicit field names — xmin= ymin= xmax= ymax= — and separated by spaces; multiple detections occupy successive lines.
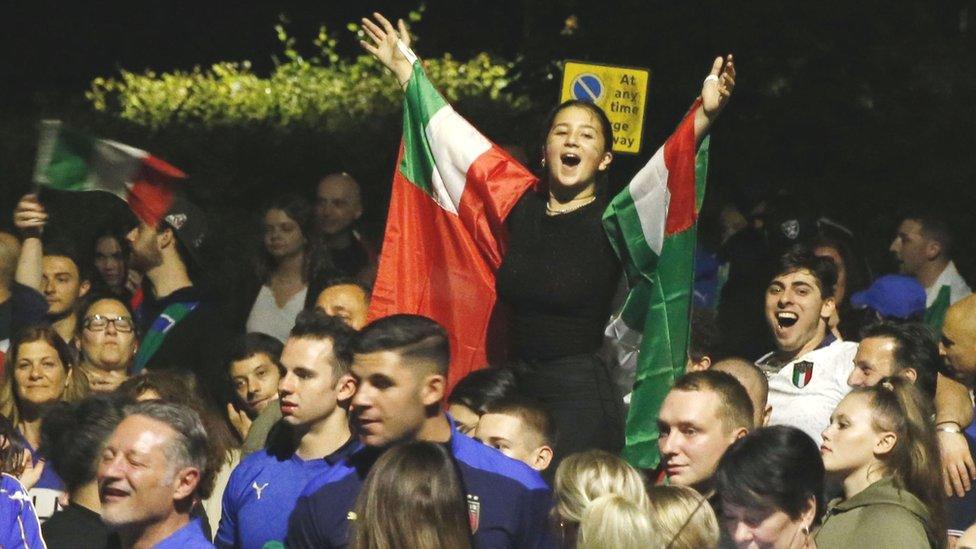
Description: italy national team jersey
xmin=286 ymin=415 xmax=555 ymax=549
xmin=215 ymin=436 xmax=359 ymax=549
xmin=0 ymin=473 xmax=45 ymax=549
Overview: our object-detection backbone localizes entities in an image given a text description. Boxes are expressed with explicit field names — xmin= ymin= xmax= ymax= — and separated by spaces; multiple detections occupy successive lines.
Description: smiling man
xmin=755 ymin=246 xmax=858 ymax=444
xmin=217 ymin=311 xmax=358 ymax=549
xmin=98 ymin=400 xmax=213 ymax=548
xmin=287 ymin=314 xmax=553 ymax=548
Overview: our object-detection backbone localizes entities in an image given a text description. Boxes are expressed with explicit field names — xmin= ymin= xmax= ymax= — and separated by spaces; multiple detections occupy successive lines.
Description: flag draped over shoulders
xmin=33 ymin=120 xmax=185 ymax=226
xmin=368 ymin=61 xmax=537 ymax=393
xmin=603 ymin=100 xmax=708 ymax=469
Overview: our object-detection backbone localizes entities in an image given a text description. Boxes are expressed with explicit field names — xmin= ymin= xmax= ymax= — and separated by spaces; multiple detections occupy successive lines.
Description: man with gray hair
xmin=98 ymin=400 xmax=213 ymax=548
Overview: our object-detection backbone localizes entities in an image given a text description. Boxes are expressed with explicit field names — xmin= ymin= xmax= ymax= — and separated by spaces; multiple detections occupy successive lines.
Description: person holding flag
xmin=361 ymin=12 xmax=734 ymax=466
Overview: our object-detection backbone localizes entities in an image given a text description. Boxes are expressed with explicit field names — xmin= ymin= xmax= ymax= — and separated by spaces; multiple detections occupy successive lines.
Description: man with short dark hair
xmin=41 ymin=396 xmax=125 ymax=549
xmin=890 ymin=212 xmax=971 ymax=328
xmin=287 ymin=314 xmax=552 ymax=548
xmin=657 ymin=370 xmax=754 ymax=494
xmin=712 ymin=357 xmax=771 ymax=427
xmin=847 ymin=321 xmax=940 ymax=398
xmin=756 ymin=246 xmax=857 ymax=443
xmin=314 ymin=173 xmax=377 ymax=284
xmin=12 ymin=194 xmax=93 ymax=344
xmin=476 ymin=396 xmax=555 ymax=472
xmin=217 ymin=311 xmax=358 ymax=549
xmin=687 ymin=307 xmax=722 ymax=371
xmin=98 ymin=400 xmax=213 ymax=548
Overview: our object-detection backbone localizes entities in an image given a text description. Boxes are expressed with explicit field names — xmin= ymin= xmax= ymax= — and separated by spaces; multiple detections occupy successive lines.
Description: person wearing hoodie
xmin=816 ymin=377 xmax=946 ymax=548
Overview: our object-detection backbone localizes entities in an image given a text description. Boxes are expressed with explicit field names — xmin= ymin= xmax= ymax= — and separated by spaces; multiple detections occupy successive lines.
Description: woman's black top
xmin=496 ymin=191 xmax=622 ymax=361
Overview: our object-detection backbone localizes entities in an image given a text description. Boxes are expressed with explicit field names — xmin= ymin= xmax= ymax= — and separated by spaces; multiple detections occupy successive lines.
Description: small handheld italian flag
xmin=603 ymin=101 xmax=708 ymax=469
xmin=33 ymin=120 xmax=186 ymax=226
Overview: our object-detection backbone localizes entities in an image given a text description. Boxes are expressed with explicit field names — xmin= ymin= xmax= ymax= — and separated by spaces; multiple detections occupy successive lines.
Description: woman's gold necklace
xmin=546 ymin=195 xmax=596 ymax=216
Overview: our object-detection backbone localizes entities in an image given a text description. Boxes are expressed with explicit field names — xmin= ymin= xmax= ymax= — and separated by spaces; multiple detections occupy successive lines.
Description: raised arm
xmin=360 ymin=13 xmax=415 ymax=88
xmin=694 ymin=55 xmax=736 ymax=145
xmin=12 ymin=193 xmax=46 ymax=291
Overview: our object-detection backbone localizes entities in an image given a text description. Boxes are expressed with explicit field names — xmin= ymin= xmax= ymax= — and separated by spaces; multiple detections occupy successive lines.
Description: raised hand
xmin=227 ymin=402 xmax=252 ymax=440
xmin=359 ymin=13 xmax=415 ymax=87
xmin=13 ymin=193 xmax=48 ymax=237
xmin=702 ymin=54 xmax=736 ymax=119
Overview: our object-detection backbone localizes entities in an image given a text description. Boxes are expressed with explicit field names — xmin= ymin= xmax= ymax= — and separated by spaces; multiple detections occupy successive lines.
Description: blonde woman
xmin=577 ymin=493 xmax=652 ymax=549
xmin=647 ymin=485 xmax=720 ymax=549
xmin=553 ymin=450 xmax=649 ymax=547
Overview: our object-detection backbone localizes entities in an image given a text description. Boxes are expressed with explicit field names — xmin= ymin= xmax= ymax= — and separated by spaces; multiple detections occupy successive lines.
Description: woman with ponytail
xmin=816 ymin=376 xmax=946 ymax=548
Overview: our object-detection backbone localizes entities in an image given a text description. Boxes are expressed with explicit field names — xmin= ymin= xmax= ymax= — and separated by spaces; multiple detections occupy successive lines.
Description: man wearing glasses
xmin=77 ymin=296 xmax=139 ymax=392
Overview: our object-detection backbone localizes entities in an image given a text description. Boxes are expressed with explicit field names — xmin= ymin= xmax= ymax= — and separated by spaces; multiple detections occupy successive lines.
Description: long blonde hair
xmin=647 ymin=485 xmax=720 ymax=549
xmin=1 ymin=326 xmax=89 ymax=425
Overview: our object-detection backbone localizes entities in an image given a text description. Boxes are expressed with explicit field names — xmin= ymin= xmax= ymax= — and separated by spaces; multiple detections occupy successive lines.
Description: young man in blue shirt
xmin=286 ymin=314 xmax=554 ymax=548
xmin=216 ymin=311 xmax=359 ymax=549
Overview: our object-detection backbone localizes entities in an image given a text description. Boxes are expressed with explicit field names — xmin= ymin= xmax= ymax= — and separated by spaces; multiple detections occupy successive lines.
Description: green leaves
xmin=86 ymin=19 xmax=529 ymax=131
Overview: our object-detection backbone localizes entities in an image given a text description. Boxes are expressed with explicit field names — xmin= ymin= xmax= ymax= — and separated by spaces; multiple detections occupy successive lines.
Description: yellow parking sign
xmin=560 ymin=61 xmax=650 ymax=154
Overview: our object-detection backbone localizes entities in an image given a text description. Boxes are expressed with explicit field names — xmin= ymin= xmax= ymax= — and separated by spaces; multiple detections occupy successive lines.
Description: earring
xmin=541 ymin=158 xmax=546 ymax=167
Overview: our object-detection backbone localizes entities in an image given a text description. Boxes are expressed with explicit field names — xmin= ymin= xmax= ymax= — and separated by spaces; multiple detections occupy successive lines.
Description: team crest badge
xmin=165 ymin=213 xmax=187 ymax=229
xmin=781 ymin=219 xmax=800 ymax=240
xmin=467 ymin=494 xmax=480 ymax=533
xmin=792 ymin=361 xmax=814 ymax=389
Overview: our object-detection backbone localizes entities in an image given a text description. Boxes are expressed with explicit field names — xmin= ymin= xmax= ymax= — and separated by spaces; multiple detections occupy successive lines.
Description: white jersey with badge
xmin=757 ymin=340 xmax=858 ymax=445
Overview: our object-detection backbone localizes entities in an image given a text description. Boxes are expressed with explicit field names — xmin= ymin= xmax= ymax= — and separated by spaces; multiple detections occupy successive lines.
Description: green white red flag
xmin=33 ymin=120 xmax=186 ymax=225
xmin=602 ymin=101 xmax=708 ymax=469
xmin=368 ymin=60 xmax=537 ymax=392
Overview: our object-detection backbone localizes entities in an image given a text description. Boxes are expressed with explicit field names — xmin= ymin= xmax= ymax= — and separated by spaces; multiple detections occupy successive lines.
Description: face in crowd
xmin=263 ymin=208 xmax=306 ymax=260
xmin=847 ymin=336 xmax=907 ymax=389
xmin=813 ymin=244 xmax=847 ymax=305
xmin=475 ymin=412 xmax=552 ymax=471
xmin=350 ymin=350 xmax=443 ymax=448
xmin=889 ymin=219 xmax=932 ymax=277
xmin=98 ymin=415 xmax=199 ymax=530
xmin=126 ymin=223 xmax=165 ymax=273
xmin=820 ymin=392 xmax=895 ymax=480
xmin=543 ymin=104 xmax=613 ymax=196
xmin=315 ymin=284 xmax=369 ymax=331
xmin=315 ymin=174 xmax=363 ymax=237
xmin=81 ymin=298 xmax=138 ymax=375
xmin=14 ymin=339 xmax=70 ymax=409
xmin=940 ymin=297 xmax=976 ymax=385
xmin=42 ymin=255 xmax=90 ymax=316
xmin=278 ymin=337 xmax=354 ymax=430
xmin=765 ymin=268 xmax=834 ymax=354
xmin=94 ymin=235 xmax=127 ymax=290
xmin=657 ymin=388 xmax=747 ymax=490
xmin=230 ymin=352 xmax=281 ymax=415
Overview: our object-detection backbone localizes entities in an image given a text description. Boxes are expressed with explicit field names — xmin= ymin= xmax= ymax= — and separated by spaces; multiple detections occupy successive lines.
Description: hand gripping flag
xmin=33 ymin=120 xmax=186 ymax=226
xmin=368 ymin=57 xmax=537 ymax=393
xmin=603 ymin=101 xmax=709 ymax=469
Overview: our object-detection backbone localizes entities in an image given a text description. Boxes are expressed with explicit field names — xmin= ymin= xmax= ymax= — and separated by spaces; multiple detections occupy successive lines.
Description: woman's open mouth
xmin=560 ymin=153 xmax=581 ymax=167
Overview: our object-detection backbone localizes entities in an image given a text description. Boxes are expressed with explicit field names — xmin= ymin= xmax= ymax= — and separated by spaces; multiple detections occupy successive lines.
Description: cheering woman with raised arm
xmin=361 ymin=13 xmax=735 ymax=458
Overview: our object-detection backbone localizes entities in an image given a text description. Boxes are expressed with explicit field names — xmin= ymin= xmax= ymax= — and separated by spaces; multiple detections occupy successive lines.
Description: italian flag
xmin=368 ymin=59 xmax=537 ymax=392
xmin=602 ymin=101 xmax=708 ymax=469
xmin=33 ymin=120 xmax=186 ymax=226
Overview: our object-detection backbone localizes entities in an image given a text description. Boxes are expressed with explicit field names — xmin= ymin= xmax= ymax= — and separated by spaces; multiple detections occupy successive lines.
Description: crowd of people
xmin=1 ymin=11 xmax=975 ymax=549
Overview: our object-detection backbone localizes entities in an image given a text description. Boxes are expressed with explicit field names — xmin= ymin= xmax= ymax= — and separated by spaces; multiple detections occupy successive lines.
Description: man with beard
xmin=125 ymin=195 xmax=228 ymax=408
xmin=314 ymin=173 xmax=376 ymax=285
xmin=755 ymin=246 xmax=858 ymax=444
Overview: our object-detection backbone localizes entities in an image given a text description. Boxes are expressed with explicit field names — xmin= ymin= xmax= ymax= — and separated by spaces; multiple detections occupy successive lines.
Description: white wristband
xmin=703 ymin=74 xmax=720 ymax=85
xmin=396 ymin=40 xmax=418 ymax=65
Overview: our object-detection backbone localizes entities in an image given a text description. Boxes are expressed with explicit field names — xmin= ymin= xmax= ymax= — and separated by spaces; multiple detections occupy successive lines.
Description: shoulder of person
xmin=853 ymin=503 xmax=930 ymax=544
xmin=452 ymin=433 xmax=549 ymax=492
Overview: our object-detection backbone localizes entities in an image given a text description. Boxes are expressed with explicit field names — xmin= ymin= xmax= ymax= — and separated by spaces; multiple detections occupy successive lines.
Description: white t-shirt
xmin=757 ymin=339 xmax=858 ymax=445
xmin=245 ymin=285 xmax=308 ymax=343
